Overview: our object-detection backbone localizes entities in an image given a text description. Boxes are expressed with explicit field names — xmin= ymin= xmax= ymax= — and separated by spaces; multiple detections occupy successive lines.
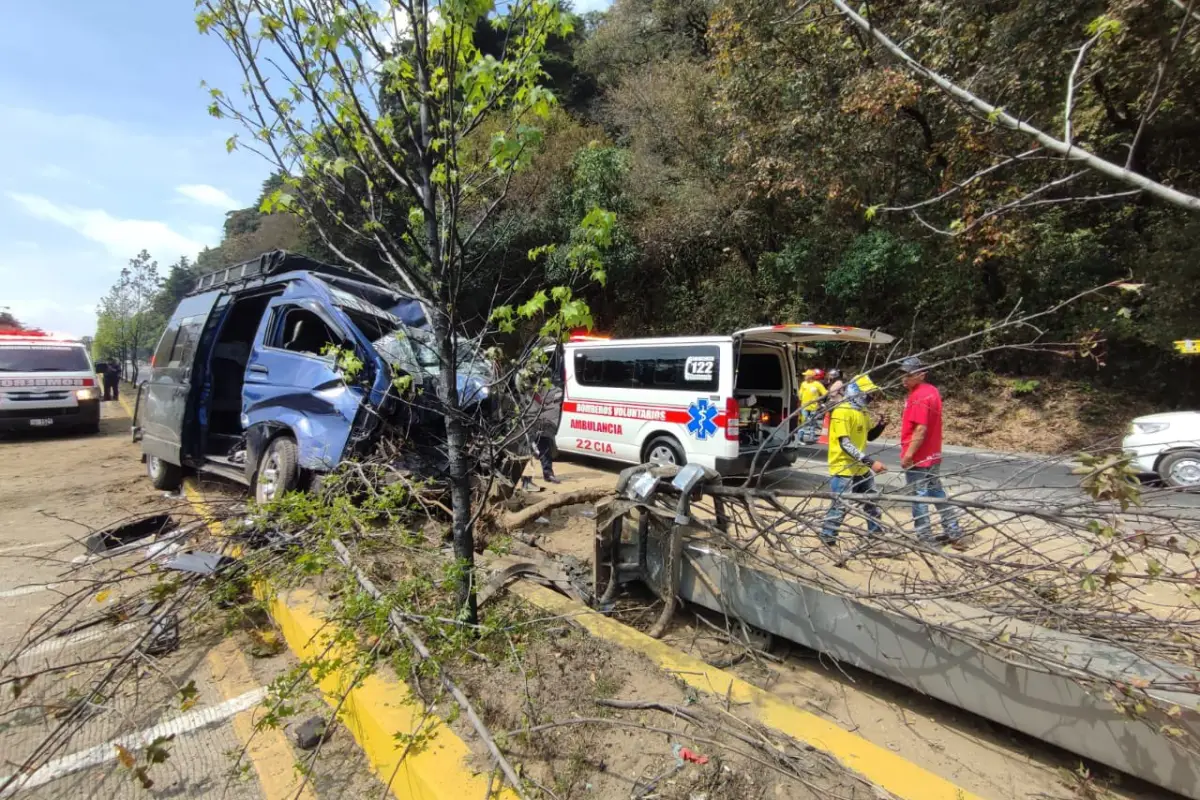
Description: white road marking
xmin=0 ymin=583 xmax=62 ymax=600
xmin=0 ymin=542 xmax=52 ymax=556
xmin=0 ymin=686 xmax=267 ymax=796
xmin=11 ymin=623 xmax=138 ymax=662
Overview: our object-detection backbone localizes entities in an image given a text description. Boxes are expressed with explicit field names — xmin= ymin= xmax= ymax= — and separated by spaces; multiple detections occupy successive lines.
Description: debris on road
xmin=293 ymin=716 xmax=332 ymax=750
xmin=84 ymin=513 xmax=173 ymax=554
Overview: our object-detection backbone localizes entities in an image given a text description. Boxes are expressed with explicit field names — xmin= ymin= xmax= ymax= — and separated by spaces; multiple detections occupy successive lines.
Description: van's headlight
xmin=1132 ymin=421 xmax=1169 ymax=435
xmin=76 ymin=387 xmax=100 ymax=401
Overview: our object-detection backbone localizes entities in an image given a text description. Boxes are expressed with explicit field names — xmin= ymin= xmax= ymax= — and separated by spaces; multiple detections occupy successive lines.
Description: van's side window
xmin=167 ymin=315 xmax=206 ymax=378
xmin=575 ymin=346 xmax=720 ymax=392
xmin=271 ymin=307 xmax=340 ymax=358
xmin=152 ymin=324 xmax=180 ymax=373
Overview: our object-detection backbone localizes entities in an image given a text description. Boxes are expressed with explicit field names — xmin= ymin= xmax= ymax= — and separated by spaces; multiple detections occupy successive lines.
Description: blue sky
xmin=0 ymin=1 xmax=272 ymax=337
xmin=1 ymin=0 xmax=612 ymax=338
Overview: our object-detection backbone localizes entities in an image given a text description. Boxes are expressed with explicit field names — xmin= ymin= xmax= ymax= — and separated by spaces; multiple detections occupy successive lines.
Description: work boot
xmin=543 ymin=472 xmax=562 ymax=485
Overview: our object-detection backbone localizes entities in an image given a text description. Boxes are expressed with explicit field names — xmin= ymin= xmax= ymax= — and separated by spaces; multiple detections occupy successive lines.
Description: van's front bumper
xmin=716 ymin=447 xmax=799 ymax=476
xmin=0 ymin=400 xmax=100 ymax=432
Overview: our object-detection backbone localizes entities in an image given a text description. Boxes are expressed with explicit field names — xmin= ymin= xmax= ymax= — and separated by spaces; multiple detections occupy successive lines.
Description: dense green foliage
xmin=527 ymin=0 xmax=1198 ymax=401
xmin=115 ymin=0 xmax=1200 ymax=403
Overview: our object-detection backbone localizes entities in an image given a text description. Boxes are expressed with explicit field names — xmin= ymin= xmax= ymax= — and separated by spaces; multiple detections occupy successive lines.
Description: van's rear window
xmin=735 ymin=353 xmax=784 ymax=391
xmin=0 ymin=346 xmax=90 ymax=372
xmin=574 ymin=346 xmax=720 ymax=392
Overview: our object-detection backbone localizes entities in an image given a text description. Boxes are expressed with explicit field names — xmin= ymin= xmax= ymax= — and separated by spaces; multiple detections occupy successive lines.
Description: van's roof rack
xmin=189 ymin=250 xmax=392 ymax=296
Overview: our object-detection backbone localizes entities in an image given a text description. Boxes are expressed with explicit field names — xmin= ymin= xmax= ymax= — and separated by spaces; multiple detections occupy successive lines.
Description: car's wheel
xmin=643 ymin=435 xmax=686 ymax=467
xmin=1159 ymin=450 xmax=1200 ymax=490
xmin=255 ymin=436 xmax=300 ymax=504
xmin=147 ymin=454 xmax=184 ymax=491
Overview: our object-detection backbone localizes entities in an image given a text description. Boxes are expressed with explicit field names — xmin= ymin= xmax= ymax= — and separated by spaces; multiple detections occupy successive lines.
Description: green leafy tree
xmin=198 ymin=0 xmax=606 ymax=621
xmin=0 ymin=308 xmax=23 ymax=331
xmin=94 ymin=251 xmax=163 ymax=384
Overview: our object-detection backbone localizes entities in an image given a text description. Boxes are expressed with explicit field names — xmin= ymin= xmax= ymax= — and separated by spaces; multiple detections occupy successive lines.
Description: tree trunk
xmin=434 ymin=315 xmax=478 ymax=626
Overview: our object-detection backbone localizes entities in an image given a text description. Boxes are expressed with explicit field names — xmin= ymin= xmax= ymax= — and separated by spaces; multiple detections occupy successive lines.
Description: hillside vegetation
xmin=114 ymin=0 xmax=1200 ymax=408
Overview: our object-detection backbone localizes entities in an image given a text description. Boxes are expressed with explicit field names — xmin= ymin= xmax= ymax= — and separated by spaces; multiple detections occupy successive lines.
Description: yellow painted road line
xmin=270 ymin=587 xmax=511 ymax=799
xmin=208 ymin=639 xmax=317 ymax=800
xmin=512 ymin=582 xmax=983 ymax=800
xmin=182 ymin=478 xmax=510 ymax=799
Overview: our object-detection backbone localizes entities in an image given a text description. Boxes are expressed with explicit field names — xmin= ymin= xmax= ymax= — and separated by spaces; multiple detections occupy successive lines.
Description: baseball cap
xmin=899 ymin=356 xmax=928 ymax=374
xmin=850 ymin=374 xmax=879 ymax=394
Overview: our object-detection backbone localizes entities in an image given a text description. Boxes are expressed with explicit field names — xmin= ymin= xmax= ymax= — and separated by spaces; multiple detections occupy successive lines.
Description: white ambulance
xmin=551 ymin=324 xmax=893 ymax=475
xmin=0 ymin=330 xmax=102 ymax=435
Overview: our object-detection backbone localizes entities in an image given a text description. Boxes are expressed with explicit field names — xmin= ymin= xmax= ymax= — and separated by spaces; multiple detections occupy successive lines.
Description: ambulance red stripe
xmin=561 ymin=400 xmax=727 ymax=427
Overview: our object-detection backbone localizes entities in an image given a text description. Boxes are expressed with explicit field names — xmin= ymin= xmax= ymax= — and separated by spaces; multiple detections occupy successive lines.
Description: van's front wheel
xmin=147 ymin=455 xmax=183 ymax=491
xmin=644 ymin=436 xmax=686 ymax=467
xmin=255 ymin=436 xmax=299 ymax=505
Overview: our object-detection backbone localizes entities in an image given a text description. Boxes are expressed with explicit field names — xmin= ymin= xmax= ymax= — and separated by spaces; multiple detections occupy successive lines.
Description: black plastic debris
xmin=163 ymin=551 xmax=238 ymax=576
xmin=143 ymin=613 xmax=180 ymax=657
xmin=85 ymin=514 xmax=173 ymax=554
xmin=293 ymin=716 xmax=332 ymax=750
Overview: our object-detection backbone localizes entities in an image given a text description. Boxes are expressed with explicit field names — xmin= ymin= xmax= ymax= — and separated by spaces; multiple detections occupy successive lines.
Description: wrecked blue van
xmin=134 ymin=250 xmax=498 ymax=503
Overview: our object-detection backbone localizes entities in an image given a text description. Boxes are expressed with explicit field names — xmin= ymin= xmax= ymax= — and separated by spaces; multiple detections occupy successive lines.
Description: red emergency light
xmin=0 ymin=328 xmax=50 ymax=337
xmin=568 ymin=332 xmax=611 ymax=342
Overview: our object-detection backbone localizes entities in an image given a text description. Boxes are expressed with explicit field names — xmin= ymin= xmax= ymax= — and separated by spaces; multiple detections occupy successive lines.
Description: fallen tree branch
xmin=329 ymin=538 xmax=529 ymax=800
xmin=500 ymin=487 xmax=611 ymax=531
xmin=829 ymin=0 xmax=1200 ymax=212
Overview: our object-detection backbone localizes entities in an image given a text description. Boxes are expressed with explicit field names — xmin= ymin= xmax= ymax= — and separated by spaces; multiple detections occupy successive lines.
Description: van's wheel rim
xmin=259 ymin=453 xmax=281 ymax=500
xmin=148 ymin=455 xmax=161 ymax=474
xmin=1169 ymin=457 xmax=1200 ymax=486
xmin=648 ymin=444 xmax=678 ymax=465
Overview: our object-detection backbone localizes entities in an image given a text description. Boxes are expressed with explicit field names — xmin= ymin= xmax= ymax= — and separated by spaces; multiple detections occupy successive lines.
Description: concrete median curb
xmin=186 ymin=481 xmax=516 ymax=799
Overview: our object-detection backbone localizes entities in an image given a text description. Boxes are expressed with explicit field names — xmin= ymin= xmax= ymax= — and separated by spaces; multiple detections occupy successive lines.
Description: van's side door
xmin=243 ymin=297 xmax=364 ymax=471
xmin=141 ymin=292 xmax=222 ymax=466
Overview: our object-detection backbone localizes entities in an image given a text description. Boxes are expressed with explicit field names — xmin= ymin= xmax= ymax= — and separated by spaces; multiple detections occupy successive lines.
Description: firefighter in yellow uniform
xmin=799 ymin=369 xmax=827 ymax=421
xmin=821 ymin=375 xmax=887 ymax=545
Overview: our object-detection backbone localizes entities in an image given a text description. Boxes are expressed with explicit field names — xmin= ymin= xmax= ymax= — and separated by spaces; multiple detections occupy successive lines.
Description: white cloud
xmin=37 ymin=164 xmax=72 ymax=180
xmin=176 ymin=183 xmax=241 ymax=210
xmin=8 ymin=192 xmax=209 ymax=262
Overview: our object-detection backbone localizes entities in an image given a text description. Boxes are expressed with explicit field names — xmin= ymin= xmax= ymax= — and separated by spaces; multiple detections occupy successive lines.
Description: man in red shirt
xmin=899 ymin=357 xmax=962 ymax=545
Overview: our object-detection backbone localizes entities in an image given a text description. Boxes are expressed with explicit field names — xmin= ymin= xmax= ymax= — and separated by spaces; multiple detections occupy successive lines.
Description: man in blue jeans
xmin=821 ymin=375 xmax=888 ymax=545
xmin=898 ymin=357 xmax=963 ymax=546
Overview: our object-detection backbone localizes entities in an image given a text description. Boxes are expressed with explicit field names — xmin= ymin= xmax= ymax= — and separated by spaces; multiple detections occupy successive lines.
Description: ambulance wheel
xmin=147 ymin=455 xmax=183 ymax=491
xmin=255 ymin=436 xmax=299 ymax=505
xmin=644 ymin=436 xmax=685 ymax=467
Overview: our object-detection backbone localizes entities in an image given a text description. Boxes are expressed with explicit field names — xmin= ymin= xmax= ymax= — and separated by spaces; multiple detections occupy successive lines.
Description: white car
xmin=1123 ymin=412 xmax=1200 ymax=489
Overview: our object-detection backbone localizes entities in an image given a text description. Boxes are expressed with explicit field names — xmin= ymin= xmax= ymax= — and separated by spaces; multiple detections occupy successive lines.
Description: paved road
xmin=0 ymin=402 xmax=381 ymax=800
xmin=780 ymin=438 xmax=1200 ymax=511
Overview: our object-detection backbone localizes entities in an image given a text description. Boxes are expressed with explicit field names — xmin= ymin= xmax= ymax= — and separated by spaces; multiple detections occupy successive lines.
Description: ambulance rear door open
xmin=731 ymin=324 xmax=895 ymax=447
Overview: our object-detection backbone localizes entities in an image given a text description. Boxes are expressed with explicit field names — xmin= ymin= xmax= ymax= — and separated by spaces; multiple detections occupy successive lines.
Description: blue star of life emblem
xmin=686 ymin=398 xmax=719 ymax=441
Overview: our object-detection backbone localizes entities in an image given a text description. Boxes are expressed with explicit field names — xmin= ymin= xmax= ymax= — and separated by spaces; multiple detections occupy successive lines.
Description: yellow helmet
xmin=851 ymin=374 xmax=878 ymax=393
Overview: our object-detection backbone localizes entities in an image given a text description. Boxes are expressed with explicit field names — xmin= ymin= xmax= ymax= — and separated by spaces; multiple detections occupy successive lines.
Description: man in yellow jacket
xmin=821 ymin=374 xmax=887 ymax=545
xmin=799 ymin=369 xmax=827 ymax=421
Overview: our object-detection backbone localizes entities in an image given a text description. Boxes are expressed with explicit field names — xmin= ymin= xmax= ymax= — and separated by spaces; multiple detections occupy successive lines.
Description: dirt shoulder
xmin=874 ymin=375 xmax=1157 ymax=455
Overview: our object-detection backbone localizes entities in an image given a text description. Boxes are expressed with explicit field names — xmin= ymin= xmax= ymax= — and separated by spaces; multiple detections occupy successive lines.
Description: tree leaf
xmin=114 ymin=743 xmax=136 ymax=769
